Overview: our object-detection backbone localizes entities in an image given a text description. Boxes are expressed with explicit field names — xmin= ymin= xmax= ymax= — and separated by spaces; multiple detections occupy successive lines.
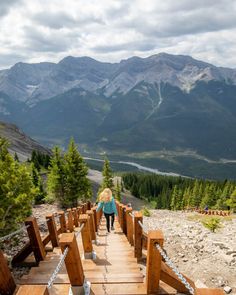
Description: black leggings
xmin=104 ymin=213 xmax=114 ymax=232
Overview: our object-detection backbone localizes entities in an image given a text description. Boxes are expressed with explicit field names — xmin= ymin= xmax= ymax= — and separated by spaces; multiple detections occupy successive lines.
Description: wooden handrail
xmin=2 ymin=200 xmax=225 ymax=295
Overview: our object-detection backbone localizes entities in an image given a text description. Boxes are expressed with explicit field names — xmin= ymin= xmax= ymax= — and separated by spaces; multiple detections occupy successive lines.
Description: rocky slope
xmin=142 ymin=210 xmax=236 ymax=294
xmin=0 ymin=120 xmax=50 ymax=160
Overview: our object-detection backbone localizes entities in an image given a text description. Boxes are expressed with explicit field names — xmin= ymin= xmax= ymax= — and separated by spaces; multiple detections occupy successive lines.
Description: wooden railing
xmin=195 ymin=209 xmax=231 ymax=216
xmin=115 ymin=201 xmax=224 ymax=295
xmin=185 ymin=207 xmax=231 ymax=216
xmin=1 ymin=200 xmax=225 ymax=295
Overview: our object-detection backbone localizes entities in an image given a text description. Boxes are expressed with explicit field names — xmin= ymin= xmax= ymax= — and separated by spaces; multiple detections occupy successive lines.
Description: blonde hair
xmin=99 ymin=188 xmax=112 ymax=203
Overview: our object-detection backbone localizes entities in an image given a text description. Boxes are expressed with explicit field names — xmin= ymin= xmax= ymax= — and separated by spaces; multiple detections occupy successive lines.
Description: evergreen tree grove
xmin=0 ymin=138 xmax=36 ymax=236
xmin=47 ymin=140 xmax=91 ymax=207
xmin=122 ymin=172 xmax=236 ymax=211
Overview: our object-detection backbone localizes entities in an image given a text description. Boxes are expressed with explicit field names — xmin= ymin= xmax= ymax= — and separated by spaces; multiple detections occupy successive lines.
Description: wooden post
xmin=16 ymin=285 xmax=49 ymax=295
xmin=83 ymin=203 xmax=87 ymax=213
xmin=119 ymin=204 xmax=124 ymax=230
xmin=86 ymin=210 xmax=96 ymax=241
xmin=0 ymin=250 xmax=16 ymax=295
xmin=72 ymin=208 xmax=79 ymax=227
xmin=122 ymin=205 xmax=127 ymax=235
xmin=96 ymin=207 xmax=101 ymax=229
xmin=60 ymin=233 xmax=84 ymax=286
xmin=79 ymin=214 xmax=93 ymax=257
xmin=25 ymin=217 xmax=46 ymax=263
xmin=134 ymin=212 xmax=143 ymax=260
xmin=92 ymin=207 xmax=98 ymax=232
xmin=77 ymin=206 xmax=82 ymax=221
xmin=58 ymin=211 xmax=67 ymax=233
xmin=115 ymin=201 xmax=120 ymax=223
xmin=87 ymin=201 xmax=91 ymax=210
xmin=46 ymin=214 xmax=59 ymax=248
xmin=126 ymin=207 xmax=134 ymax=246
xmin=67 ymin=209 xmax=74 ymax=232
xmin=146 ymin=230 xmax=164 ymax=294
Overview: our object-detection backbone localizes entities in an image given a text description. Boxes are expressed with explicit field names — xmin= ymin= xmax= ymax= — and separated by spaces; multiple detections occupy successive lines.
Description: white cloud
xmin=0 ymin=0 xmax=236 ymax=68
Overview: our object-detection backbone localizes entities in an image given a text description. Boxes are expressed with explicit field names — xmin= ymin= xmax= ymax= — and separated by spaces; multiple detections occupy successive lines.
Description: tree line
xmin=122 ymin=172 xmax=236 ymax=211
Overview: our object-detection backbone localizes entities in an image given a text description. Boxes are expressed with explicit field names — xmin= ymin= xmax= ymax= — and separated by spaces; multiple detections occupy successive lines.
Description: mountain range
xmin=0 ymin=53 xmax=236 ymax=179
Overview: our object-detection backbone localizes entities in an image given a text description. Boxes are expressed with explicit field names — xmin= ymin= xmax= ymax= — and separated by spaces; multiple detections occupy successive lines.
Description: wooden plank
xmin=11 ymin=242 xmax=32 ymax=266
xmin=19 ymin=274 xmax=70 ymax=284
xmin=16 ymin=285 xmax=49 ymax=295
xmin=161 ymin=261 xmax=195 ymax=293
xmin=90 ymin=282 xmax=177 ymax=294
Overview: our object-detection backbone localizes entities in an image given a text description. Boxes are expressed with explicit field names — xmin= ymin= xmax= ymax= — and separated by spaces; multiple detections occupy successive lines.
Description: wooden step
xmin=90 ymin=281 xmax=177 ymax=295
xmin=31 ymin=261 xmax=140 ymax=272
xmin=20 ymin=273 xmax=144 ymax=284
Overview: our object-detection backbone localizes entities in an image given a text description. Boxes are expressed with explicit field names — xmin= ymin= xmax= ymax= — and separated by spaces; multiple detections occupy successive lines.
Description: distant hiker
xmin=96 ymin=188 xmax=118 ymax=233
xmin=204 ymin=205 xmax=209 ymax=214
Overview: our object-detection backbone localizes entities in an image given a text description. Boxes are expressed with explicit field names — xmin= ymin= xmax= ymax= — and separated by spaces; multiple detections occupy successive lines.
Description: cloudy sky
xmin=0 ymin=0 xmax=236 ymax=69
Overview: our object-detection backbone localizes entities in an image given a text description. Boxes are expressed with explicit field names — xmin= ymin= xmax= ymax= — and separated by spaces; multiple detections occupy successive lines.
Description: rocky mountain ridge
xmin=1 ymin=53 xmax=236 ymax=179
xmin=1 ymin=53 xmax=236 ymax=106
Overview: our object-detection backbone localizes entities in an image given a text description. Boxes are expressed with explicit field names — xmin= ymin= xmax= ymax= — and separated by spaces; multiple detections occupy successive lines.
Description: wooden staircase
xmin=17 ymin=218 xmax=177 ymax=294
xmin=0 ymin=201 xmax=224 ymax=295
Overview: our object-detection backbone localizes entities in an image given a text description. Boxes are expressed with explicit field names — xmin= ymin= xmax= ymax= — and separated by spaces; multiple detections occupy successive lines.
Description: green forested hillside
xmin=122 ymin=172 xmax=236 ymax=211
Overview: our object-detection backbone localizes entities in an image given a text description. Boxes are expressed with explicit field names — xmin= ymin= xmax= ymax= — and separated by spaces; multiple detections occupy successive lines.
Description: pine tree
xmin=31 ymin=150 xmax=40 ymax=170
xmin=227 ymin=187 xmax=236 ymax=212
xmin=170 ymin=185 xmax=178 ymax=210
xmin=14 ymin=152 xmax=19 ymax=162
xmin=64 ymin=138 xmax=91 ymax=207
xmin=47 ymin=146 xmax=67 ymax=206
xmin=0 ymin=138 xmax=36 ymax=235
xmin=31 ymin=163 xmax=46 ymax=204
xmin=115 ymin=180 xmax=121 ymax=202
xmin=98 ymin=158 xmax=114 ymax=197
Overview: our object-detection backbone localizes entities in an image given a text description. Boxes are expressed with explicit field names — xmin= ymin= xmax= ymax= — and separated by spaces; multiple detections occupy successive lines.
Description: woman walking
xmin=96 ymin=188 xmax=118 ymax=233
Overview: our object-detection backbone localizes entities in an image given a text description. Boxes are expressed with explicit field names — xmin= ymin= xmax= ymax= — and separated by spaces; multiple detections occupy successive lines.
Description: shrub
xmin=201 ymin=217 xmax=222 ymax=232
xmin=141 ymin=206 xmax=151 ymax=217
